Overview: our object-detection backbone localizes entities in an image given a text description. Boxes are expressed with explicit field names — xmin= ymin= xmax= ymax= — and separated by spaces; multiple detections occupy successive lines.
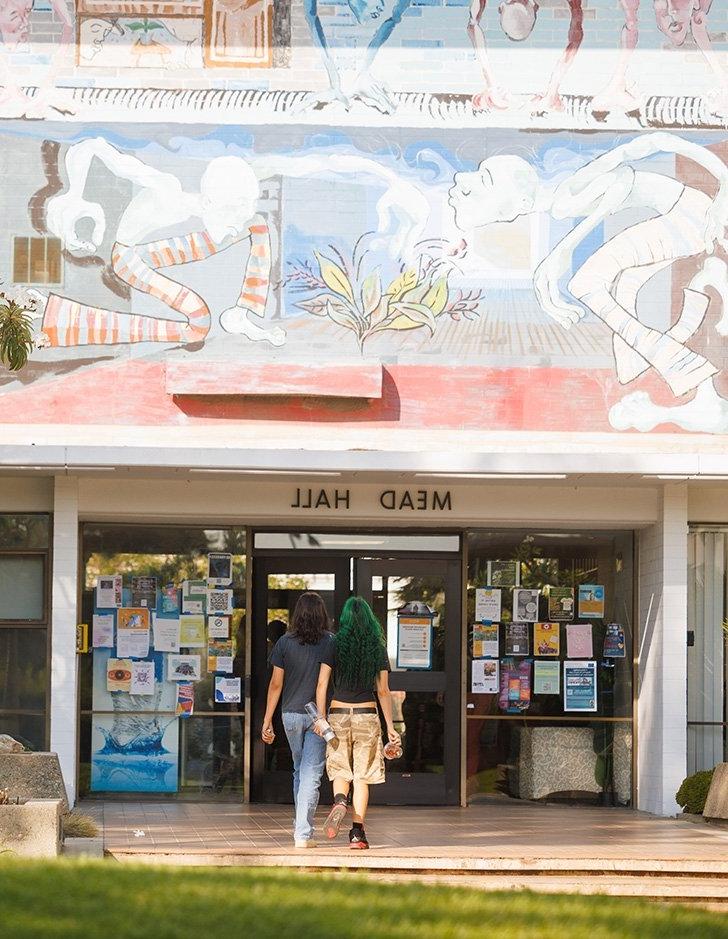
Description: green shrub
xmin=676 ymin=768 xmax=715 ymax=814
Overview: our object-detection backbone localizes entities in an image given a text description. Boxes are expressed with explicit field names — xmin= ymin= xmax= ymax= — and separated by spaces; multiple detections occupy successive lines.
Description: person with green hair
xmin=314 ymin=596 xmax=400 ymax=850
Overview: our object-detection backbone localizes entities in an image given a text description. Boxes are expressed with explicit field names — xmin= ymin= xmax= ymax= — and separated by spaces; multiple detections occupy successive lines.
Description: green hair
xmin=335 ymin=596 xmax=386 ymax=689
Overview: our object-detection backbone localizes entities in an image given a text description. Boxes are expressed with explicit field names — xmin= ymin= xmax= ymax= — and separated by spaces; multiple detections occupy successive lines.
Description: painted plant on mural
xmin=0 ymin=123 xmax=727 ymax=433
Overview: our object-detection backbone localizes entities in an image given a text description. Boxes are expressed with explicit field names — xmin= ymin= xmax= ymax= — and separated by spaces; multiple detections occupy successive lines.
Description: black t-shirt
xmin=269 ymin=631 xmax=335 ymax=714
xmin=331 ymin=643 xmax=391 ymax=704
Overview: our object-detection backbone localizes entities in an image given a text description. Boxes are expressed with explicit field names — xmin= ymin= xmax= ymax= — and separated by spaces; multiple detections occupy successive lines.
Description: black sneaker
xmin=349 ymin=826 xmax=369 ymax=850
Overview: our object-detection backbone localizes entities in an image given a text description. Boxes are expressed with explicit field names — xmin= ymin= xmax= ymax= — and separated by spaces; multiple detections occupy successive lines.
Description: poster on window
xmin=498 ymin=658 xmax=531 ymax=714
xmin=471 ymin=658 xmax=499 ymax=694
xmin=472 ymin=622 xmax=499 ymax=658
xmin=505 ymin=622 xmax=529 ymax=656
xmin=131 ymin=576 xmax=158 ymax=609
xmin=548 ymin=586 xmax=574 ymax=621
xmin=578 ymin=584 xmax=605 ymax=618
xmin=603 ymin=623 xmax=627 ymax=658
xmin=207 ymin=552 xmax=233 ymax=587
xmin=207 ymin=589 xmax=234 ymax=616
xmin=396 ymin=611 xmax=433 ymax=669
xmin=92 ymin=613 xmax=115 ymax=648
xmin=116 ymin=609 xmax=151 ymax=658
xmin=534 ymin=660 xmax=560 ymax=695
xmin=564 ymin=660 xmax=598 ymax=712
xmin=160 ymin=585 xmax=179 ymax=615
xmin=167 ymin=654 xmax=202 ymax=682
xmin=182 ymin=580 xmax=207 ymax=614
xmin=566 ymin=623 xmax=593 ymax=658
xmin=475 ymin=588 xmax=501 ymax=623
xmin=513 ymin=588 xmax=540 ymax=623
xmin=90 ymin=713 xmax=179 ymax=793
xmin=93 ymin=649 xmax=175 ymax=712
xmin=96 ymin=575 xmax=122 ymax=609
xmin=533 ymin=622 xmax=560 ymax=657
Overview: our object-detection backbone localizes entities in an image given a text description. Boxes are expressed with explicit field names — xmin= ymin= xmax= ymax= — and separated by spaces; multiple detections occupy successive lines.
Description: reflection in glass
xmin=0 ymin=713 xmax=46 ymax=751
xmin=0 ymin=628 xmax=47 ymax=710
xmin=0 ymin=514 xmax=50 ymax=550
xmin=180 ymin=716 xmax=244 ymax=794
xmin=387 ymin=691 xmax=444 ymax=774
xmin=0 ymin=556 xmax=44 ymax=621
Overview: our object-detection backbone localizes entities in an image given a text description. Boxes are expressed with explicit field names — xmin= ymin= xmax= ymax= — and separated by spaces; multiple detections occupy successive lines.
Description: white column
xmin=637 ymin=483 xmax=688 ymax=816
xmin=49 ymin=475 xmax=79 ymax=806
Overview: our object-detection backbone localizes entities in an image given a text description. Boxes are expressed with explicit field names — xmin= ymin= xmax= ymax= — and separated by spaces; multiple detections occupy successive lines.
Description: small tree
xmin=0 ymin=293 xmax=35 ymax=372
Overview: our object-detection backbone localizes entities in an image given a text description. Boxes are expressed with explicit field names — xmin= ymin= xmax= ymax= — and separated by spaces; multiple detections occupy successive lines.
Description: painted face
xmin=499 ymin=0 xmax=538 ymax=42
xmin=0 ymin=0 xmax=33 ymax=45
xmin=200 ymin=156 xmax=259 ymax=243
xmin=448 ymin=156 xmax=538 ymax=235
xmin=348 ymin=0 xmax=386 ymax=23
xmin=654 ymin=0 xmax=694 ymax=46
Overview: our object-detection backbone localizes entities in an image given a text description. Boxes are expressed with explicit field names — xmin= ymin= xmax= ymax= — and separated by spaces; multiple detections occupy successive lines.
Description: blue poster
xmin=603 ymin=623 xmax=626 ymax=658
xmin=563 ymin=660 xmax=598 ymax=712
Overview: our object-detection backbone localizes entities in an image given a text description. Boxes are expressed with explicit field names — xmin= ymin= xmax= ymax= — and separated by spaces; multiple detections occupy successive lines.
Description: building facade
xmin=1 ymin=0 xmax=728 ymax=815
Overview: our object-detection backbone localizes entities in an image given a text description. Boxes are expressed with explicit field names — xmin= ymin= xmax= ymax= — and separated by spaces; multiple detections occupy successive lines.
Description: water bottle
xmin=304 ymin=701 xmax=336 ymax=742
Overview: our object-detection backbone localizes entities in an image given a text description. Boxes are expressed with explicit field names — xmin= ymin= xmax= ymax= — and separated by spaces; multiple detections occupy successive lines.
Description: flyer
xmin=505 ymin=622 xmax=529 ymax=656
xmin=208 ymin=615 xmax=230 ymax=639
xmin=167 ymin=654 xmax=202 ymax=682
xmin=566 ymin=623 xmax=593 ymax=658
xmin=603 ymin=623 xmax=627 ymax=658
xmin=92 ymin=613 xmax=115 ymax=648
xmin=130 ymin=660 xmax=155 ymax=695
xmin=207 ymin=552 xmax=233 ymax=587
xmin=396 ymin=613 xmax=433 ymax=669
xmin=176 ymin=682 xmax=194 ymax=718
xmin=215 ymin=676 xmax=242 ymax=704
xmin=489 ymin=561 xmax=518 ymax=587
xmin=182 ymin=580 xmax=207 ymax=614
xmin=208 ymin=639 xmax=234 ymax=673
xmin=472 ymin=622 xmax=499 ymax=658
xmin=96 ymin=575 xmax=122 ymax=609
xmin=107 ymin=658 xmax=132 ymax=693
xmin=160 ymin=585 xmax=179 ymax=614
xmin=475 ymin=588 xmax=501 ymax=623
xmin=533 ymin=622 xmax=560 ymax=657
xmin=513 ymin=588 xmax=540 ymax=623
xmin=564 ymin=660 xmax=598 ymax=712
xmin=534 ymin=660 xmax=560 ymax=695
xmin=131 ymin=576 xmax=158 ymax=609
xmin=498 ymin=658 xmax=531 ymax=714
xmin=179 ymin=614 xmax=206 ymax=648
xmin=152 ymin=616 xmax=180 ymax=653
xmin=116 ymin=609 xmax=151 ymax=658
xmin=207 ymin=589 xmax=234 ymax=616
xmin=578 ymin=584 xmax=605 ymax=618
xmin=471 ymin=659 xmax=499 ymax=694
xmin=548 ymin=586 xmax=575 ymax=621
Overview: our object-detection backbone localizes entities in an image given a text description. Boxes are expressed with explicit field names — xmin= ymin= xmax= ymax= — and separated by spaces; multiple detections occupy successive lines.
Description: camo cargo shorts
xmin=326 ymin=710 xmax=385 ymax=785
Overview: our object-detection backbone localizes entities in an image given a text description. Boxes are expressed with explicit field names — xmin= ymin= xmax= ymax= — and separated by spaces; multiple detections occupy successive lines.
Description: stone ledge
xmin=0 ymin=753 xmax=69 ymax=814
xmin=0 ymin=799 xmax=62 ymax=858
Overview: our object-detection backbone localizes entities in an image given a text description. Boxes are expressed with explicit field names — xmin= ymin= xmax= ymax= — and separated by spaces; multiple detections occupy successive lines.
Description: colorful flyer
xmin=578 ymin=584 xmax=605 ymax=618
xmin=116 ymin=609 xmax=151 ymax=658
xmin=548 ymin=586 xmax=574 ymax=621
xmin=489 ymin=561 xmax=518 ymax=587
xmin=475 ymin=588 xmax=501 ymax=623
xmin=130 ymin=660 xmax=155 ymax=695
xmin=179 ymin=614 xmax=206 ymax=648
xmin=566 ymin=623 xmax=593 ymax=658
xmin=505 ymin=622 xmax=529 ymax=656
xmin=160 ymin=584 xmax=180 ymax=614
xmin=471 ymin=658 xmax=499 ymax=694
xmin=564 ymin=660 xmax=598 ymax=712
xmin=167 ymin=654 xmax=202 ymax=682
xmin=92 ymin=613 xmax=115 ymax=648
xmin=603 ymin=623 xmax=627 ymax=658
xmin=96 ymin=575 xmax=122 ymax=609
xmin=107 ymin=658 xmax=132 ymax=693
xmin=208 ymin=639 xmax=234 ymax=673
xmin=153 ymin=616 xmax=180 ymax=653
xmin=498 ymin=658 xmax=531 ymax=714
xmin=513 ymin=588 xmax=540 ymax=623
xmin=208 ymin=615 xmax=230 ymax=639
xmin=176 ymin=682 xmax=194 ymax=718
xmin=473 ymin=622 xmax=499 ymax=658
xmin=207 ymin=589 xmax=234 ymax=616
xmin=207 ymin=552 xmax=233 ymax=587
xmin=533 ymin=622 xmax=560 ymax=657
xmin=534 ymin=660 xmax=560 ymax=695
xmin=182 ymin=580 xmax=207 ymax=614
xmin=131 ymin=576 xmax=158 ymax=609
xmin=214 ymin=676 xmax=242 ymax=704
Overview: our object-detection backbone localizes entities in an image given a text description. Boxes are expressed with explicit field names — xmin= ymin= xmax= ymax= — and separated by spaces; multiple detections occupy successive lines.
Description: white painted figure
xmin=449 ymin=133 xmax=728 ymax=432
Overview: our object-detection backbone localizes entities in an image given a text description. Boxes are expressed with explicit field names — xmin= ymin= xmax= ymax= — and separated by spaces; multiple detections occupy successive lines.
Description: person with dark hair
xmin=314 ymin=596 xmax=400 ymax=850
xmin=262 ymin=592 xmax=335 ymax=848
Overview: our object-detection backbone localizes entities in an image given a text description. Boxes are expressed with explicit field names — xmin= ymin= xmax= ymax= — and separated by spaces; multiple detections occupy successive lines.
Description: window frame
xmin=11 ymin=236 xmax=63 ymax=287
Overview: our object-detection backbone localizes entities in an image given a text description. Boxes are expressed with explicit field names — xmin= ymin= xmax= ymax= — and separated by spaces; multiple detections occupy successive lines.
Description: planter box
xmin=0 ymin=799 xmax=62 ymax=858
xmin=0 ymin=753 xmax=69 ymax=813
xmin=704 ymin=763 xmax=728 ymax=821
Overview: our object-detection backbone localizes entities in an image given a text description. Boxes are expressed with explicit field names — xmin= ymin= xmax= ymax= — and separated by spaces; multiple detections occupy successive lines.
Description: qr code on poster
xmin=208 ymin=589 xmax=232 ymax=614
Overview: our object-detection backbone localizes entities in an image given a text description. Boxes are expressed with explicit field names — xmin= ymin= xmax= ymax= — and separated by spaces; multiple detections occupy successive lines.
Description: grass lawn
xmin=2 ymin=859 xmax=727 ymax=939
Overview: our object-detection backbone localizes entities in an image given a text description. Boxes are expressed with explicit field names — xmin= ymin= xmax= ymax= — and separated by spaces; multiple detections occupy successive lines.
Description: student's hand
xmin=261 ymin=722 xmax=275 ymax=744
xmin=312 ymin=719 xmax=326 ymax=738
xmin=387 ymin=728 xmax=401 ymax=747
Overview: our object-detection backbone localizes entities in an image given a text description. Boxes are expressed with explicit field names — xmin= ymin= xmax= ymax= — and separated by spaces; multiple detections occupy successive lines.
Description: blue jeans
xmin=282 ymin=711 xmax=327 ymax=842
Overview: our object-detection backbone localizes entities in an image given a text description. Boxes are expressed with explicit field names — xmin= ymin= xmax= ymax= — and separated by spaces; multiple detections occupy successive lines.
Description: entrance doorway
xmin=250 ymin=535 xmax=461 ymax=805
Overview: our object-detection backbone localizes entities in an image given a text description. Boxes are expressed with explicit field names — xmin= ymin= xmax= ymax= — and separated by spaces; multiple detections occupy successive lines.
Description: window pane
xmin=47 ymin=238 xmax=62 ymax=284
xmin=0 ymin=712 xmax=46 ymax=751
xmin=0 ymin=556 xmax=44 ymax=620
xmin=13 ymin=237 xmax=29 ymax=282
xmin=389 ymin=690 xmax=444 ymax=774
xmin=180 ymin=716 xmax=244 ymax=795
xmin=0 ymin=628 xmax=47 ymax=710
xmin=0 ymin=515 xmax=50 ymax=549
xmin=29 ymin=237 xmax=47 ymax=283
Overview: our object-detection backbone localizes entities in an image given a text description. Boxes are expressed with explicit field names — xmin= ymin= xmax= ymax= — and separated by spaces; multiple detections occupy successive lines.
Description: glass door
xmin=250 ymin=555 xmax=350 ymax=801
xmin=356 ymin=557 xmax=461 ymax=805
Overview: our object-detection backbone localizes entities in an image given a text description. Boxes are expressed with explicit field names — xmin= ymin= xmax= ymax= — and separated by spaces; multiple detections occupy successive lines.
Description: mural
xmin=0 ymin=123 xmax=727 ymax=434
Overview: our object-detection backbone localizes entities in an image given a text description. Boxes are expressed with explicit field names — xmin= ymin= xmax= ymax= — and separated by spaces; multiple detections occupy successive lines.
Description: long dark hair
xmin=290 ymin=592 xmax=329 ymax=645
xmin=335 ymin=596 xmax=386 ymax=688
